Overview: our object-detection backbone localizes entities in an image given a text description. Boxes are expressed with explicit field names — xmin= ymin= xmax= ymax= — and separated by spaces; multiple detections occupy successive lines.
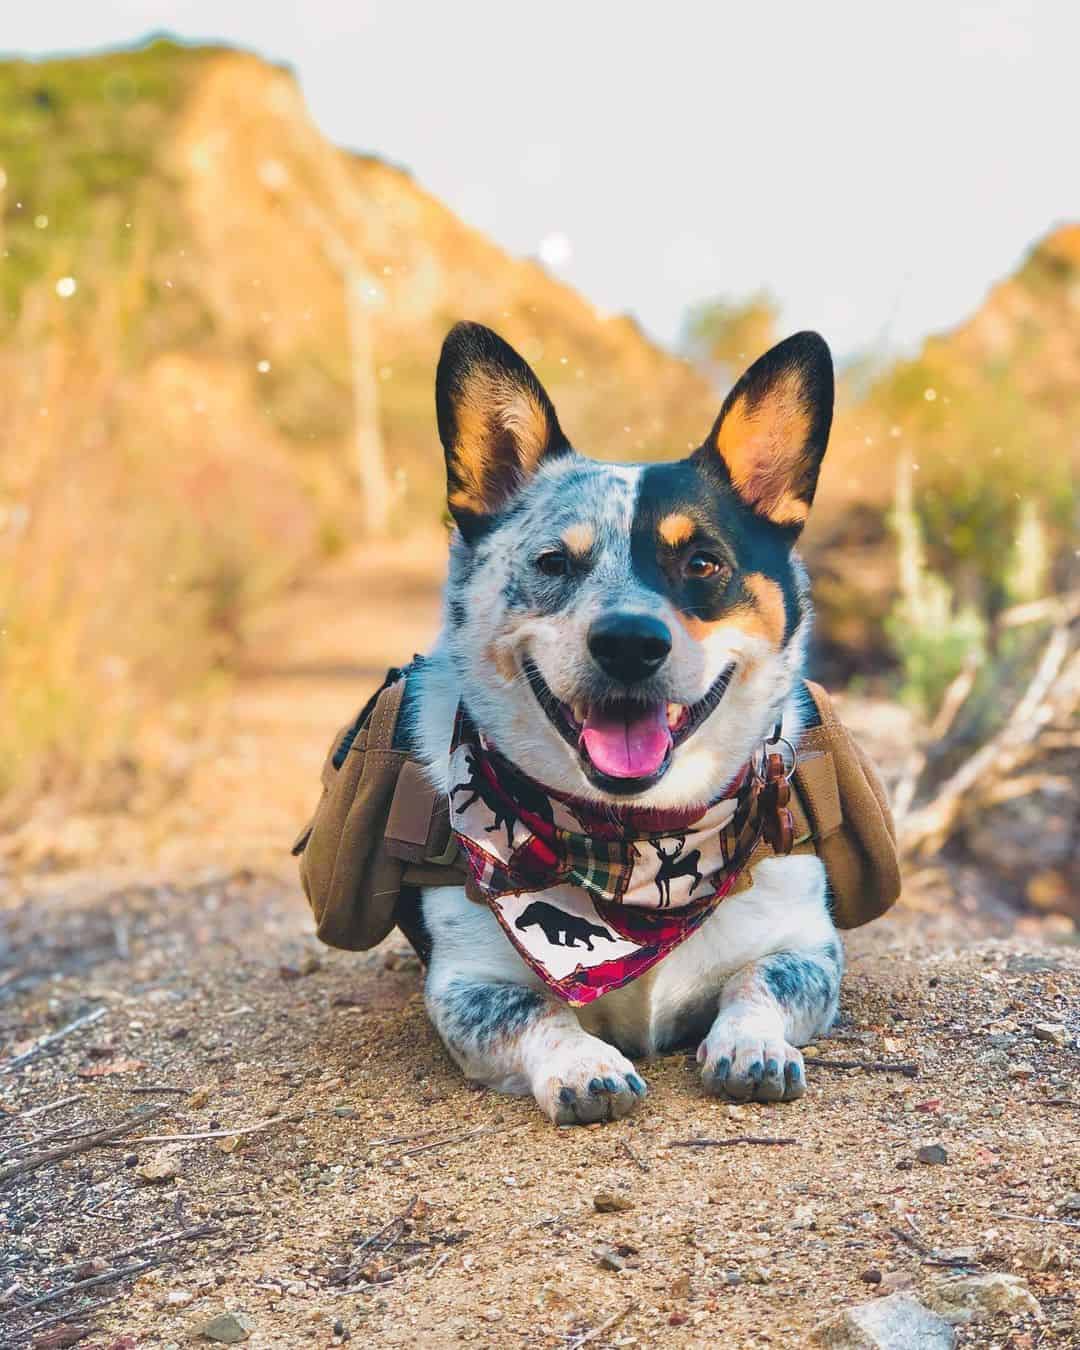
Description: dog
xmin=407 ymin=321 xmax=843 ymax=1125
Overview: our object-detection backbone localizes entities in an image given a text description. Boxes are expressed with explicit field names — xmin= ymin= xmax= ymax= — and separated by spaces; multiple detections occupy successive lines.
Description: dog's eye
xmin=684 ymin=551 xmax=730 ymax=583
xmin=536 ymin=550 xmax=571 ymax=578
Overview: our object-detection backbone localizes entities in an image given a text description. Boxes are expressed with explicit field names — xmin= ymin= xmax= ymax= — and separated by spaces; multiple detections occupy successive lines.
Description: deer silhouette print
xmin=451 ymin=748 xmax=554 ymax=847
xmin=652 ymin=836 xmax=705 ymax=906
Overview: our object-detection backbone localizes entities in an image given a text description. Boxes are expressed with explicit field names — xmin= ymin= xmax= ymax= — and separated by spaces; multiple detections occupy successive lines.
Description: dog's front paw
xmin=697 ymin=1014 xmax=805 ymax=1103
xmin=533 ymin=1036 xmax=647 ymax=1126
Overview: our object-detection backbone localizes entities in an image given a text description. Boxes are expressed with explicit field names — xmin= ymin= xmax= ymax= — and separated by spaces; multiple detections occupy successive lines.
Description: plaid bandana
xmin=447 ymin=712 xmax=761 ymax=1006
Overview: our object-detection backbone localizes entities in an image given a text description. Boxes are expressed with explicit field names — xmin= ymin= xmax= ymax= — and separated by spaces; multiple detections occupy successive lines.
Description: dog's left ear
xmin=694 ymin=332 xmax=833 ymax=531
xmin=436 ymin=322 xmax=570 ymax=540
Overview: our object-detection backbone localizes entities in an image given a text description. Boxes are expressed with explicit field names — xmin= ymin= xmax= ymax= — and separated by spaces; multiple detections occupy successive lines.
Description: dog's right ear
xmin=436 ymin=322 xmax=570 ymax=540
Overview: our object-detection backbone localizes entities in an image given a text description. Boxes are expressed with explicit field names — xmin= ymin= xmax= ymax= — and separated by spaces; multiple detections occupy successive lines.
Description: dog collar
xmin=446 ymin=711 xmax=766 ymax=1006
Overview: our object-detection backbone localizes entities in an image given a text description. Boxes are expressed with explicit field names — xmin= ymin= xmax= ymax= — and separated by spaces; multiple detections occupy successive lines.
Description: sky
xmin=6 ymin=2 xmax=1079 ymax=361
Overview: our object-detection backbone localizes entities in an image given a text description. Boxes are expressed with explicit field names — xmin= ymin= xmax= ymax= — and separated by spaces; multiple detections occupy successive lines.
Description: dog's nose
xmin=587 ymin=612 xmax=672 ymax=683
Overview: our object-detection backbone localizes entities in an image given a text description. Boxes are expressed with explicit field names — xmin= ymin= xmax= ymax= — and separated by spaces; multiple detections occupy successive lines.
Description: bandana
xmin=447 ymin=712 xmax=764 ymax=1005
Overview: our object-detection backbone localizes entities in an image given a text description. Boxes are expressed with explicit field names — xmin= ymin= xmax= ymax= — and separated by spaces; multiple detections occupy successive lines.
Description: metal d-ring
xmin=763 ymin=732 xmax=799 ymax=782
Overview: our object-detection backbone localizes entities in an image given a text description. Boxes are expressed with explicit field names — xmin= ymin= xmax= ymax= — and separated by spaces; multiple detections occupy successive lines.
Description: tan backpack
xmin=292 ymin=666 xmax=901 ymax=956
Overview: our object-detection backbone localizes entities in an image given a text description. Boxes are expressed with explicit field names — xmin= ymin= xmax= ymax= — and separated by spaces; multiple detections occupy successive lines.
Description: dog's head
xmin=436 ymin=322 xmax=833 ymax=809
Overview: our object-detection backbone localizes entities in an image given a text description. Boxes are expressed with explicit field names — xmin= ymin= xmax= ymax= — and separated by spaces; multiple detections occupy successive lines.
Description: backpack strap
xmin=795 ymin=680 xmax=901 ymax=927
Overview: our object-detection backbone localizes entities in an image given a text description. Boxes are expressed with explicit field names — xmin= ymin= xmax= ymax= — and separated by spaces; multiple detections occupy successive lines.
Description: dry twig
xmin=0 ymin=1105 xmax=170 ymax=1186
xmin=619 ymin=1139 xmax=650 ymax=1173
xmin=381 ymin=1122 xmax=528 ymax=1161
xmin=901 ymin=625 xmax=1078 ymax=855
xmin=0 ymin=1007 xmax=106 ymax=1075
xmin=567 ymin=1300 xmax=639 ymax=1350
xmin=992 ymin=1211 xmax=1080 ymax=1231
xmin=665 ymin=1136 xmax=798 ymax=1149
xmin=99 ymin=1112 xmax=301 ymax=1146
xmin=804 ymin=1057 xmax=918 ymax=1078
xmin=0 ymin=1257 xmax=161 ymax=1320
xmin=15 ymin=1095 xmax=83 ymax=1120
xmin=45 ymin=1223 xmax=218 ymax=1280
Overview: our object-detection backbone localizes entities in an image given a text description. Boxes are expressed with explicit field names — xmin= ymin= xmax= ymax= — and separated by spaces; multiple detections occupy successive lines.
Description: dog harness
xmin=293 ymin=664 xmax=901 ymax=982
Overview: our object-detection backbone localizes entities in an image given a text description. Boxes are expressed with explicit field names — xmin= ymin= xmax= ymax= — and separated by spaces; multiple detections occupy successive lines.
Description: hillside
xmin=0 ymin=39 xmax=716 ymax=804
xmin=0 ymin=39 xmax=717 ymax=510
xmin=809 ymin=225 xmax=1080 ymax=665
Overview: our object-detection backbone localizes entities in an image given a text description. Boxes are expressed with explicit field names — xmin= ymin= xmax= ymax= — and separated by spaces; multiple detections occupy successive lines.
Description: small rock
xmin=593 ymin=1192 xmax=634 ymax=1213
xmin=188 ymin=1086 xmax=212 ymax=1109
xmin=668 ymin=1311 xmax=689 ymax=1326
xmin=136 ymin=1149 xmax=179 ymax=1184
xmin=670 ymin=1272 xmax=691 ymax=1297
xmin=480 ymin=1309 xmax=503 ymax=1323
xmin=196 ymin=1312 xmax=254 ymax=1343
xmin=166 ymin=1288 xmax=194 ymax=1307
xmin=916 ymin=1144 xmax=948 ymax=1166
xmin=1059 ymin=1192 xmax=1080 ymax=1215
xmin=986 ymin=1104 xmax=1004 ymax=1118
xmin=859 ymin=1269 xmax=882 ymax=1285
xmin=333 ymin=1106 xmax=356 ymax=1119
xmin=594 ymin=1245 xmax=626 ymax=1272
xmin=934 ymin=1247 xmax=977 ymax=1267
xmin=1033 ymin=1023 xmax=1066 ymax=1046
xmin=1008 ymin=1062 xmax=1036 ymax=1080
xmin=1019 ymin=1240 xmax=1065 ymax=1272
xmin=810 ymin=1293 xmax=955 ymax=1348
xmin=925 ymin=1273 xmax=1040 ymax=1325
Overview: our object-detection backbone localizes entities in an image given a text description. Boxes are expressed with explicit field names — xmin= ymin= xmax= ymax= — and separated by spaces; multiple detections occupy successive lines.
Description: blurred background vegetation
xmin=1 ymin=41 xmax=1076 ymax=915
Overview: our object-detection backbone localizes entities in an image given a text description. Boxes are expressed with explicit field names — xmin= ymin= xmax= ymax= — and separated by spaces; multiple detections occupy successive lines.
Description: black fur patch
xmin=630 ymin=459 xmax=805 ymax=642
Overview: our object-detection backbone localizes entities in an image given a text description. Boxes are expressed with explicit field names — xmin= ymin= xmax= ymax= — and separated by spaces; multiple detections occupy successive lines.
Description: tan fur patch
xmin=675 ymin=572 xmax=787 ymax=649
xmin=450 ymin=368 xmax=553 ymax=515
xmin=485 ymin=637 xmax=519 ymax=684
xmin=657 ymin=512 xmax=695 ymax=548
xmin=561 ymin=523 xmax=595 ymax=556
xmin=714 ymin=370 xmax=812 ymax=527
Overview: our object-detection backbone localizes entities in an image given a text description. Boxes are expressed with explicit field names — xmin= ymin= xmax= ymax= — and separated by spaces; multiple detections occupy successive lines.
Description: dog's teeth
xmin=666 ymin=702 xmax=685 ymax=729
xmin=572 ymin=701 xmax=588 ymax=726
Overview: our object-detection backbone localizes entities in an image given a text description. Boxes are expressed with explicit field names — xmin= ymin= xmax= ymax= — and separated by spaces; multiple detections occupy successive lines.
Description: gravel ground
xmin=2 ymin=541 xmax=1078 ymax=1348
xmin=2 ymin=865 xmax=1078 ymax=1349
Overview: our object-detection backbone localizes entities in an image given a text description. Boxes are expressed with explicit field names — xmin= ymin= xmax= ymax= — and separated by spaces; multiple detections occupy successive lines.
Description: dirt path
xmin=2 ymin=541 xmax=1079 ymax=1349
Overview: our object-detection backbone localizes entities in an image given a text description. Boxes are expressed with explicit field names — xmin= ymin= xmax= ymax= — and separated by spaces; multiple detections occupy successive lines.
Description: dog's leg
xmin=423 ymin=887 xmax=647 ymax=1125
xmin=697 ymin=938 xmax=842 ymax=1102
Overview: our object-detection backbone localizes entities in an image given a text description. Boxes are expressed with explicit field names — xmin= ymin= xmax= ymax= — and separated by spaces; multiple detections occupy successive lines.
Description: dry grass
xmin=0 ymin=292 xmax=314 ymax=815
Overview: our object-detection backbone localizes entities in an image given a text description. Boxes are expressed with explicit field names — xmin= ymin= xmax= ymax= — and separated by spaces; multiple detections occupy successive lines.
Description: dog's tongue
xmin=580 ymin=701 xmax=672 ymax=779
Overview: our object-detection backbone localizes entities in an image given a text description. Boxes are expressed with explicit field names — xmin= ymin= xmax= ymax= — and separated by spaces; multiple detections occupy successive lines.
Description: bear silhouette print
xmin=515 ymin=901 xmax=616 ymax=951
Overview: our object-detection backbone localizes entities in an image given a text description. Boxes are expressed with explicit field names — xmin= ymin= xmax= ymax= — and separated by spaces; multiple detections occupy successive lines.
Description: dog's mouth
xmin=522 ymin=657 xmax=736 ymax=795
